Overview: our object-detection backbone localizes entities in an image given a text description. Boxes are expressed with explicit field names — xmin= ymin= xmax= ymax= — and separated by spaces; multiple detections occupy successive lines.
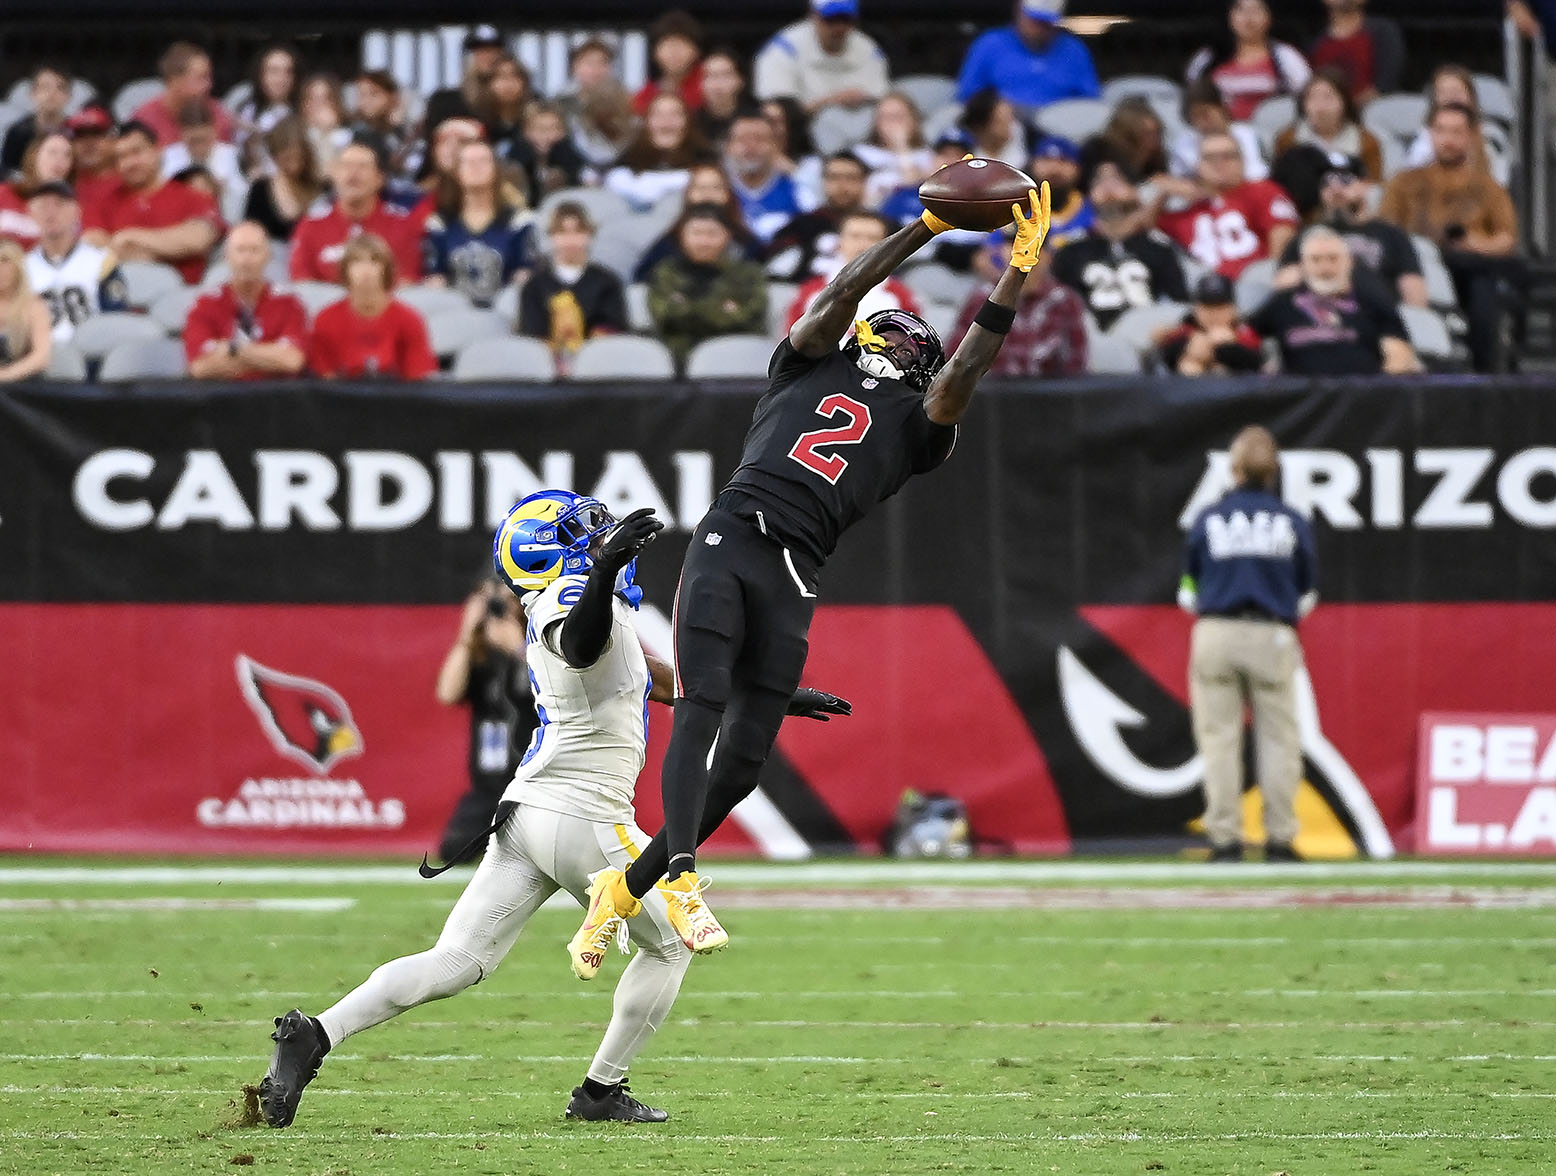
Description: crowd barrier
xmin=3 ymin=374 xmax=1553 ymax=859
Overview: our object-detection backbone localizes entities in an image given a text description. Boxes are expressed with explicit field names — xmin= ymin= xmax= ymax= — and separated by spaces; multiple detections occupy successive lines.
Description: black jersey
xmin=721 ymin=339 xmax=958 ymax=565
xmin=1050 ymin=230 xmax=1190 ymax=331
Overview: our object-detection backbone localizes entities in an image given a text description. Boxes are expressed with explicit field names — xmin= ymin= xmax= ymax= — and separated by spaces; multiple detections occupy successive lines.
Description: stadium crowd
xmin=0 ymin=0 xmax=1533 ymax=384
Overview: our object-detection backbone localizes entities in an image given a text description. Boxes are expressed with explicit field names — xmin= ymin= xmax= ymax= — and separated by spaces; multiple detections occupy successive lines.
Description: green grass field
xmin=3 ymin=859 xmax=1554 ymax=1176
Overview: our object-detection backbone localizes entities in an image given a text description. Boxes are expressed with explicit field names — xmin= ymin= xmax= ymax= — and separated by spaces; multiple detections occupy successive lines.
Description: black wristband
xmin=973 ymin=299 xmax=1016 ymax=335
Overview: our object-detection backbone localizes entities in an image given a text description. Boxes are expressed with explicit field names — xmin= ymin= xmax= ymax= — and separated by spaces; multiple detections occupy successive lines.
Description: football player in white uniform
xmin=23 ymin=181 xmax=127 ymax=343
xmin=258 ymin=490 xmax=847 ymax=1127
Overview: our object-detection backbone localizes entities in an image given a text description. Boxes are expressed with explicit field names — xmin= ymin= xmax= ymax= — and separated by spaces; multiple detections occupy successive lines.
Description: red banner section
xmin=0 ymin=602 xmax=1069 ymax=857
xmin=1416 ymin=713 xmax=1556 ymax=856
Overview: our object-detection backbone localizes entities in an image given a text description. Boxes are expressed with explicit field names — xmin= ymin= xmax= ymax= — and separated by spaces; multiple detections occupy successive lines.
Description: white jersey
xmin=502 ymin=575 xmax=652 ymax=823
xmin=26 ymin=240 xmax=128 ymax=343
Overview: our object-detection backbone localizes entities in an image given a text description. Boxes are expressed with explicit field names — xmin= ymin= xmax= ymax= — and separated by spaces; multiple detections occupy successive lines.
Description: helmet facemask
xmin=846 ymin=311 xmax=946 ymax=392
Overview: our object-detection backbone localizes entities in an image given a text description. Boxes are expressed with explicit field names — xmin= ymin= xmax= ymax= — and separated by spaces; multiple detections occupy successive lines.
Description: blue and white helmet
xmin=492 ymin=490 xmax=643 ymax=607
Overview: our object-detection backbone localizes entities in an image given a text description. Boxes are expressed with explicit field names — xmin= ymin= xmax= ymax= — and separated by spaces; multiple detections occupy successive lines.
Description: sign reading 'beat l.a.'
xmin=1417 ymin=715 xmax=1556 ymax=855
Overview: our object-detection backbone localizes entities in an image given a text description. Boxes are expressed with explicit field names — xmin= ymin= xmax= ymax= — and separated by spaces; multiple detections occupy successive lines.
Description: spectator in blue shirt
xmin=1180 ymin=426 xmax=1317 ymax=864
xmin=422 ymin=139 xmax=533 ymax=308
xmin=723 ymin=111 xmax=815 ymax=243
xmin=1027 ymin=133 xmax=1093 ymax=249
xmin=956 ymin=0 xmax=1101 ymax=115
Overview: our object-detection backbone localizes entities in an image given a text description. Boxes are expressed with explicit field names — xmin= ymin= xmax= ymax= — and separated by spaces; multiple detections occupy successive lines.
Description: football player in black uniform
xmin=567 ymin=178 xmax=1053 ymax=968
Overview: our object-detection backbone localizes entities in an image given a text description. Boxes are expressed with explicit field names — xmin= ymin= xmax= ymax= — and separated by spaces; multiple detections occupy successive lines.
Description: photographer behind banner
xmin=1179 ymin=426 xmax=1318 ymax=863
xmin=432 ymin=575 xmax=538 ymax=864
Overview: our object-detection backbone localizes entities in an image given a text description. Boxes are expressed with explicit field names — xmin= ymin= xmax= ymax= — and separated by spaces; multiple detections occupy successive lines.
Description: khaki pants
xmin=1189 ymin=616 xmax=1303 ymax=848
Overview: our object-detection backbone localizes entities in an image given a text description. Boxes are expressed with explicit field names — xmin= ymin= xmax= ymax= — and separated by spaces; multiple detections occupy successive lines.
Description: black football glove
xmin=787 ymin=688 xmax=852 ymax=721
xmin=595 ymin=508 xmax=663 ymax=574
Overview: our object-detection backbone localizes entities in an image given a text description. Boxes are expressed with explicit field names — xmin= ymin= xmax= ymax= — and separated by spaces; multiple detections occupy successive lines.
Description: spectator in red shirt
xmin=288 ymin=138 xmax=423 ymax=285
xmin=133 ymin=41 xmax=238 ymax=146
xmin=1154 ymin=130 xmax=1300 ymax=280
xmin=951 ymin=229 xmax=1088 ymax=377
xmin=1309 ymin=0 xmax=1404 ymax=106
xmin=634 ymin=10 xmax=705 ymax=115
xmin=308 ymin=233 xmax=437 ymax=380
xmin=185 ymin=222 xmax=308 ymax=380
xmin=66 ymin=107 xmax=119 ymax=225
xmin=784 ymin=211 xmax=919 ymax=330
xmin=1185 ymin=0 xmax=1311 ymax=123
xmin=92 ymin=120 xmax=224 ymax=284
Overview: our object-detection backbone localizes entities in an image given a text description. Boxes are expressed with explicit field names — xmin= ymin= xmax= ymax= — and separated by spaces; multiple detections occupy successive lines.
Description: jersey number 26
xmin=788 ymin=393 xmax=873 ymax=485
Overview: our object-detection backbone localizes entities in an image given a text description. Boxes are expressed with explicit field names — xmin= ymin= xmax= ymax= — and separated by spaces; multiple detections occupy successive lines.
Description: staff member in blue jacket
xmin=1179 ymin=426 xmax=1317 ymax=862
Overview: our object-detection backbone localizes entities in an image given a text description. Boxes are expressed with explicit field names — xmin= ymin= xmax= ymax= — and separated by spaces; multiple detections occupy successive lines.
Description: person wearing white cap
xmin=956 ymin=0 xmax=1100 ymax=116
xmin=752 ymin=0 xmax=890 ymax=117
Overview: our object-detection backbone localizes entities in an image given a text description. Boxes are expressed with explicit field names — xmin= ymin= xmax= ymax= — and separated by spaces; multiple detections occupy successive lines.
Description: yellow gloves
xmin=1008 ymin=181 xmax=1052 ymax=273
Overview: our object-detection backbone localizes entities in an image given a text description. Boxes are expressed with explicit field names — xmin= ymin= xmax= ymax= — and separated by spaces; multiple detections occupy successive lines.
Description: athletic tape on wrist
xmin=973 ymin=299 xmax=1016 ymax=335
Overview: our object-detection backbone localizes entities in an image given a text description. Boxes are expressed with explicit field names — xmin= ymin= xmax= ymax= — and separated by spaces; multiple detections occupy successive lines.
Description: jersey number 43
xmin=788 ymin=393 xmax=873 ymax=485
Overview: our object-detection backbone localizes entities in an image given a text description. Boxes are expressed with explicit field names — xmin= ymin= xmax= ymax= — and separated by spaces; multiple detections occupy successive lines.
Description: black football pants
xmin=623 ymin=505 xmax=816 ymax=897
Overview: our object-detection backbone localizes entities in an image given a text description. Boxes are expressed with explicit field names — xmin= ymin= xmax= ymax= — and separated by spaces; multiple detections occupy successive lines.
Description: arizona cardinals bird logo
xmin=235 ymin=655 xmax=364 ymax=774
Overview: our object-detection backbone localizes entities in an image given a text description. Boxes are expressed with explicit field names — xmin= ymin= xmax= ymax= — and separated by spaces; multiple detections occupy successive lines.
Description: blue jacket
xmin=1182 ymin=486 xmax=1317 ymax=625
xmin=956 ymin=27 xmax=1101 ymax=109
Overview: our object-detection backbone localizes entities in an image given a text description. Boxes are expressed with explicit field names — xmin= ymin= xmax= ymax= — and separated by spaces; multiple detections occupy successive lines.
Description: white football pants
xmin=316 ymin=804 xmax=690 ymax=1086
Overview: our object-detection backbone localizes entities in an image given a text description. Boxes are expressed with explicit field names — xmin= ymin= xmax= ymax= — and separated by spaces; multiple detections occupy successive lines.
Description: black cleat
xmin=564 ymin=1082 xmax=669 ymax=1123
xmin=1208 ymin=843 xmax=1244 ymax=862
xmin=258 ymin=1009 xmax=329 ymax=1128
xmin=1265 ymin=842 xmax=1303 ymax=863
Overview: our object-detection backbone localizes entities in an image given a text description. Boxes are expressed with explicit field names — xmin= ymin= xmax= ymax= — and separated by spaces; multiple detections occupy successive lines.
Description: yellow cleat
xmin=658 ymin=871 xmax=728 ymax=954
xmin=567 ymin=868 xmax=641 ymax=981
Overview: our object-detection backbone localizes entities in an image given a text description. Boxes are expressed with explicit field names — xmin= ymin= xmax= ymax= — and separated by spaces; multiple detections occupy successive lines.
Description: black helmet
xmin=842 ymin=308 xmax=946 ymax=392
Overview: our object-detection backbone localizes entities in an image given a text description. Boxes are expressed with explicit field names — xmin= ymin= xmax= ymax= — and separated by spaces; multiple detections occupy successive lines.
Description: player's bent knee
xmin=723 ymin=716 xmax=778 ymax=767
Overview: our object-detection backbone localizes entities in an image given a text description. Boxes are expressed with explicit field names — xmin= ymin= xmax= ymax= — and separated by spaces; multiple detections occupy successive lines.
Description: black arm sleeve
xmin=558 ymin=566 xmax=617 ymax=668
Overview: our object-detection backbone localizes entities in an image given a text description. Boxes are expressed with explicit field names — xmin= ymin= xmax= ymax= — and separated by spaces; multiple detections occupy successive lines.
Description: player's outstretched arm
xmin=559 ymin=508 xmax=663 ymax=669
xmin=922 ymin=184 xmax=1050 ymax=426
xmin=646 ymin=654 xmax=676 ymax=704
xmin=790 ymin=216 xmax=942 ymax=358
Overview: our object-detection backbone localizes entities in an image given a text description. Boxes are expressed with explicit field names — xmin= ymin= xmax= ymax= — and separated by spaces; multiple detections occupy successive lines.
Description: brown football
xmin=918 ymin=158 xmax=1038 ymax=232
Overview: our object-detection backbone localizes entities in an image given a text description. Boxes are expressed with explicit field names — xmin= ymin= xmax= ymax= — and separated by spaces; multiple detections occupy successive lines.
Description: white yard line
xmin=0 ymin=1128 xmax=1549 ymax=1144
xmin=3 ymin=861 xmax=1556 ymax=886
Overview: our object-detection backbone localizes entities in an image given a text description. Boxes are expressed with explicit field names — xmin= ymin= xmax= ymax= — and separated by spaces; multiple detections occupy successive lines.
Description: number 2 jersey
xmin=721 ymin=338 xmax=958 ymax=566
xmin=501 ymin=575 xmax=651 ymax=824
xmin=25 ymin=240 xmax=128 ymax=343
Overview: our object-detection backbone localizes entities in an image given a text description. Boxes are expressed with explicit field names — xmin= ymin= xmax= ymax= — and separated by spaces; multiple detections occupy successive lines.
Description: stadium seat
xmin=291 ymin=281 xmax=344 ymax=321
xmin=1411 ymin=235 xmax=1458 ymax=308
xmin=1109 ymin=302 xmax=1191 ymax=355
xmin=1087 ymin=330 xmax=1143 ymax=374
xmin=1039 ymin=97 xmax=1112 ymax=143
xmin=149 ymin=286 xmax=203 ymax=335
xmin=590 ymin=218 xmax=656 ymax=283
xmin=811 ymin=104 xmax=875 ymax=155
xmin=685 ymin=334 xmax=775 ymax=378
xmin=1235 ymin=260 xmax=1278 ymax=316
xmin=99 ymin=338 xmax=188 ymax=381
xmin=766 ymin=281 xmax=798 ymax=337
xmin=1250 ymin=95 xmax=1297 ymax=142
xmin=922 ymin=102 xmax=964 ymax=144
xmin=223 ymin=82 xmax=253 ymax=113
xmin=1378 ymin=132 xmax=1407 ymax=179
xmin=536 ymin=187 xmax=633 ymax=235
xmin=426 ymin=307 xmax=511 ymax=359
xmin=894 ymin=74 xmax=958 ymax=119
xmin=3 ymin=80 xmax=29 ymax=108
xmin=111 ymin=78 xmax=163 ymax=124
xmin=1473 ymin=74 xmax=1516 ymax=125
xmin=0 ymin=102 xmax=28 ymax=142
xmin=1102 ymin=75 xmax=1182 ymax=107
xmin=570 ymin=335 xmax=675 ymax=380
xmin=43 ymin=341 xmax=87 ymax=381
xmin=492 ymin=282 xmax=520 ymax=325
xmin=451 ymin=336 xmax=558 ymax=382
xmin=902 ymin=263 xmax=978 ymax=310
xmin=626 ymin=282 xmax=654 ymax=332
xmin=397 ymin=284 xmax=474 ymax=319
xmin=119 ymin=260 xmax=185 ymax=311
xmin=1362 ymin=93 xmax=1429 ymax=144
xmin=640 ymin=191 xmax=685 ymax=240
xmin=918 ymin=301 xmax=961 ymax=346
xmin=1399 ymin=304 xmax=1453 ymax=361
xmin=71 ymin=312 xmax=166 ymax=362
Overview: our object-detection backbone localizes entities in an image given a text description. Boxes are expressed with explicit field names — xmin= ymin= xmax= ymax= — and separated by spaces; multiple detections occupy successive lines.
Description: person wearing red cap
xmin=185 ymin=222 xmax=308 ymax=380
xmin=66 ymin=107 xmax=119 ymax=227
xmin=92 ymin=120 xmax=225 ymax=284
xmin=289 ymin=138 xmax=422 ymax=285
